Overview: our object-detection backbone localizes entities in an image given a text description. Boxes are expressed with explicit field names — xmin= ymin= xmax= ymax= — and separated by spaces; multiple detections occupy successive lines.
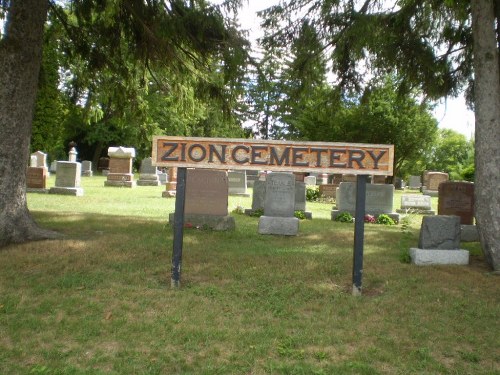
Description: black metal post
xmin=352 ymin=174 xmax=368 ymax=296
xmin=171 ymin=167 xmax=187 ymax=288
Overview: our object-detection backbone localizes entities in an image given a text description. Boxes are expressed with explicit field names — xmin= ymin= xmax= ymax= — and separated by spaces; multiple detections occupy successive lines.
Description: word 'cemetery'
xmin=153 ymin=136 xmax=394 ymax=175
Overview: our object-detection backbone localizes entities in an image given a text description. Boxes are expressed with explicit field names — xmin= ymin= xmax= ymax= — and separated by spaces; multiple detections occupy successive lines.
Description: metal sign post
xmin=171 ymin=167 xmax=187 ymax=288
xmin=151 ymin=137 xmax=394 ymax=290
xmin=352 ymin=175 xmax=368 ymax=296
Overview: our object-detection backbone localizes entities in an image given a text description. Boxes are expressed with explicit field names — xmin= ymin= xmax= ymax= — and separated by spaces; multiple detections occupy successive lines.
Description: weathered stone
xmin=258 ymin=173 xmax=299 ymax=235
xmin=461 ymin=225 xmax=479 ymax=242
xmin=418 ymin=215 xmax=461 ymax=250
xmin=26 ymin=166 xmax=47 ymax=192
xmin=264 ymin=173 xmax=295 ymax=217
xmin=438 ymin=181 xmax=475 ymax=225
xmin=49 ymin=161 xmax=83 ymax=196
xmin=410 ymin=248 xmax=469 ymax=265
xmin=319 ymin=184 xmax=338 ymax=199
xmin=408 ymin=175 xmax=421 ymax=189
xmin=397 ymin=194 xmax=435 ymax=214
xmin=304 ymin=176 xmax=316 ymax=186
xmin=258 ymin=216 xmax=299 ymax=236
xmin=185 ymin=169 xmax=229 ymax=216
xmin=228 ymin=171 xmax=249 ymax=196
xmin=332 ymin=182 xmax=399 ymax=222
xmin=137 ymin=157 xmax=160 ymax=186
xmin=81 ymin=160 xmax=93 ymax=177
xmin=104 ymin=146 xmax=136 ymax=188
xmin=169 ymin=169 xmax=234 ymax=230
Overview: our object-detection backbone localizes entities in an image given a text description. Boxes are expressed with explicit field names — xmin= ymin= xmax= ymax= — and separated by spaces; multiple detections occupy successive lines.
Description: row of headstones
xmin=168 ymin=170 xmax=303 ymax=235
xmin=170 ymin=169 xmax=477 ymax=263
xmin=28 ymin=149 xmax=476 ymax=265
xmin=27 ymin=149 xmax=84 ymax=196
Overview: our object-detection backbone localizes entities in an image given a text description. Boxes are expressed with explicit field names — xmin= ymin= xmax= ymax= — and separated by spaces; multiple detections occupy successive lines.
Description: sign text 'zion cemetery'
xmin=153 ymin=136 xmax=394 ymax=176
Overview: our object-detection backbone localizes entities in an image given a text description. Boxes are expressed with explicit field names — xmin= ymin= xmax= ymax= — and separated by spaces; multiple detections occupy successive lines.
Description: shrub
xmin=249 ymin=208 xmax=264 ymax=217
xmin=294 ymin=210 xmax=306 ymax=220
xmin=306 ymin=185 xmax=320 ymax=201
xmin=335 ymin=212 xmax=354 ymax=223
xmin=376 ymin=214 xmax=396 ymax=225
xmin=461 ymin=165 xmax=475 ymax=182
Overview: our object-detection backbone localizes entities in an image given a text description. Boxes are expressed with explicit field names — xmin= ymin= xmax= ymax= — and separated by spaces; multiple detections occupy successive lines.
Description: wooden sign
xmin=152 ymin=136 xmax=394 ymax=176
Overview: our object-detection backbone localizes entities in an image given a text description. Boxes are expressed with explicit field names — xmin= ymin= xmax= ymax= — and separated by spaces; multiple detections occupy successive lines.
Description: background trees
xmin=257 ymin=0 xmax=499 ymax=270
xmin=2 ymin=0 xmax=497 ymax=269
xmin=0 ymin=0 xmax=250 ymax=246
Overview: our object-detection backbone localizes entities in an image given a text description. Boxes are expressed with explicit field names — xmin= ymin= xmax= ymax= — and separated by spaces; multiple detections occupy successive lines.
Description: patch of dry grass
xmin=0 ymin=177 xmax=498 ymax=374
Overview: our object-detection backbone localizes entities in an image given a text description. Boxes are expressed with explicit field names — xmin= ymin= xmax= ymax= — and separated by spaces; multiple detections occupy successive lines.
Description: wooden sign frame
xmin=153 ymin=136 xmax=394 ymax=176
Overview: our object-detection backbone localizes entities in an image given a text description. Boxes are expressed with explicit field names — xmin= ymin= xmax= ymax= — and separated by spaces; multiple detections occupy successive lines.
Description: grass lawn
xmin=1 ymin=175 xmax=498 ymax=374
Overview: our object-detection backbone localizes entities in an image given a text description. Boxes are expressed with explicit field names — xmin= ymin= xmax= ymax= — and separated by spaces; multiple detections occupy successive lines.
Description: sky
xmin=230 ymin=0 xmax=476 ymax=139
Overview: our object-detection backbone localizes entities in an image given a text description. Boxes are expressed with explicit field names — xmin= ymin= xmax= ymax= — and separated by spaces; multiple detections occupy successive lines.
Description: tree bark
xmin=472 ymin=0 xmax=500 ymax=270
xmin=0 ymin=0 xmax=60 ymax=247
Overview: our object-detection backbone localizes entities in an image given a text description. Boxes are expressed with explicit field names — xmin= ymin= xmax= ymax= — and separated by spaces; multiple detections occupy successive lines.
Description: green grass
xmin=0 ymin=176 xmax=498 ymax=374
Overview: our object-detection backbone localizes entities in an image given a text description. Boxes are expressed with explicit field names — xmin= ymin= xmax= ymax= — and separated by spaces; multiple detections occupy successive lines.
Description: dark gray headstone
xmin=251 ymin=180 xmax=267 ymax=211
xmin=418 ymin=215 xmax=461 ymax=250
xmin=295 ymin=181 xmax=306 ymax=212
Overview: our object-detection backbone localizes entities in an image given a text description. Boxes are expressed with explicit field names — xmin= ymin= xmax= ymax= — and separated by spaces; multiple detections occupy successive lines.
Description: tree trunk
xmin=0 ymin=0 xmax=60 ymax=247
xmin=472 ymin=0 xmax=500 ymax=271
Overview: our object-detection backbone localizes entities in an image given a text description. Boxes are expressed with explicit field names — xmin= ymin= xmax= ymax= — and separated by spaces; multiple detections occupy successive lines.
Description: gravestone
xmin=81 ymin=161 xmax=93 ymax=177
xmin=228 ymin=171 xmax=249 ymax=196
xmin=397 ymin=194 xmax=435 ymax=214
xmin=294 ymin=172 xmax=306 ymax=182
xmin=31 ymin=151 xmax=49 ymax=176
xmin=258 ymin=173 xmax=299 ymax=235
xmin=68 ymin=147 xmax=77 ymax=162
xmin=32 ymin=151 xmax=48 ymax=169
xmin=50 ymin=161 xmax=57 ymax=174
xmin=318 ymin=173 xmax=329 ymax=185
xmin=246 ymin=170 xmax=259 ymax=187
xmin=295 ymin=181 xmax=312 ymax=219
xmin=332 ymin=182 xmax=399 ymax=222
xmin=393 ymin=177 xmax=405 ymax=190
xmin=410 ymin=215 xmax=469 ymax=265
xmin=408 ymin=175 xmax=422 ymax=189
xmin=342 ymin=174 xmax=357 ymax=182
xmin=319 ymin=184 xmax=338 ymax=199
xmin=97 ymin=157 xmax=110 ymax=175
xmin=372 ymin=175 xmax=386 ymax=184
xmin=331 ymin=174 xmax=343 ymax=184
xmin=162 ymin=167 xmax=177 ymax=197
xmin=49 ymin=161 xmax=83 ymax=196
xmin=168 ymin=169 xmax=234 ymax=230
xmin=304 ymin=176 xmax=316 ymax=186
xmin=137 ymin=157 xmax=161 ymax=186
xmin=104 ymin=147 xmax=136 ymax=188
xmin=422 ymin=171 xmax=448 ymax=196
xmin=438 ymin=181 xmax=474 ymax=225
xmin=244 ymin=179 xmax=267 ymax=215
xmin=26 ymin=167 xmax=48 ymax=193
xmin=158 ymin=171 xmax=168 ymax=185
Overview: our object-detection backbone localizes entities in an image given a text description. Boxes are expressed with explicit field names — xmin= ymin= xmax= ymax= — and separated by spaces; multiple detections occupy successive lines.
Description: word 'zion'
xmin=153 ymin=137 xmax=394 ymax=175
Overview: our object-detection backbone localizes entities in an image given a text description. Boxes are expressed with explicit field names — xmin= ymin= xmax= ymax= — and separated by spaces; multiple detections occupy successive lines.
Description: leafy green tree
xmin=279 ymin=20 xmax=328 ymax=139
xmin=345 ymin=77 xmax=438 ymax=178
xmin=0 ymin=0 xmax=248 ymax=246
xmin=260 ymin=0 xmax=500 ymax=270
xmin=425 ymin=129 xmax=474 ymax=179
xmin=31 ymin=25 xmax=67 ymax=161
xmin=246 ymin=48 xmax=284 ymax=139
